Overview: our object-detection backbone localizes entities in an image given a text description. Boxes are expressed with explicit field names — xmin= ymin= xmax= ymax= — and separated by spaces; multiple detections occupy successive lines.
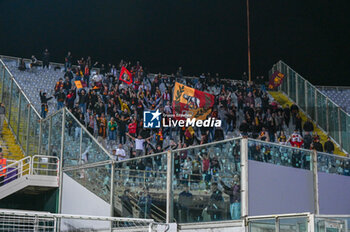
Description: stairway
xmin=1 ymin=119 xmax=24 ymax=161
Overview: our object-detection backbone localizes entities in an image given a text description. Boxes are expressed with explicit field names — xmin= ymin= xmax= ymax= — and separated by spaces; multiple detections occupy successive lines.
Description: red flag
xmin=119 ymin=67 xmax=133 ymax=85
xmin=268 ymin=71 xmax=285 ymax=89
xmin=172 ymin=82 xmax=215 ymax=120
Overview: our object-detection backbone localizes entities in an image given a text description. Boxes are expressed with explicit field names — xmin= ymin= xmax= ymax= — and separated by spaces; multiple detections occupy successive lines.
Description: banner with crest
xmin=172 ymin=82 xmax=215 ymax=120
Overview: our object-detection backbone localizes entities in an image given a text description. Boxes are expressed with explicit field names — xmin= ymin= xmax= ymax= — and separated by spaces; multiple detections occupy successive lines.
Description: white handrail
xmin=0 ymin=155 xmax=59 ymax=187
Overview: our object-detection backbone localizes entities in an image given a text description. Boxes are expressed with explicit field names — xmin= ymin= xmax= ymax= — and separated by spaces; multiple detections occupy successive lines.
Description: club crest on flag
xmin=172 ymin=82 xmax=215 ymax=120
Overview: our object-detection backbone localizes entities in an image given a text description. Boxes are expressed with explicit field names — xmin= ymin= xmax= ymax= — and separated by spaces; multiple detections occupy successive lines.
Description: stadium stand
xmin=318 ymin=86 xmax=350 ymax=114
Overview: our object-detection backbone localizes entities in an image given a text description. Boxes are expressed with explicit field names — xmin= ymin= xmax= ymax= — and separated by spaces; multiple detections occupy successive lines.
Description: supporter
xmin=30 ymin=55 xmax=40 ymax=68
xmin=277 ymin=131 xmax=287 ymax=145
xmin=55 ymin=88 xmax=66 ymax=110
xmin=18 ymin=58 xmax=26 ymax=71
xmin=178 ymin=185 xmax=193 ymax=223
xmin=64 ymin=51 xmax=72 ymax=71
xmin=220 ymin=175 xmax=241 ymax=220
xmin=324 ymin=137 xmax=335 ymax=154
xmin=39 ymin=91 xmax=53 ymax=118
xmin=42 ymin=49 xmax=50 ymax=69
xmin=119 ymin=189 xmax=133 ymax=218
xmin=312 ymin=137 xmax=323 ymax=152
xmin=207 ymin=183 xmax=224 ymax=221
xmin=290 ymin=103 xmax=299 ymax=125
xmin=303 ymin=118 xmax=314 ymax=133
xmin=303 ymin=131 xmax=313 ymax=149
xmin=116 ymin=143 xmax=127 ymax=161
xmin=127 ymin=133 xmax=151 ymax=157
xmin=287 ymin=130 xmax=304 ymax=148
xmin=138 ymin=188 xmax=152 ymax=218
xmin=107 ymin=117 xmax=117 ymax=142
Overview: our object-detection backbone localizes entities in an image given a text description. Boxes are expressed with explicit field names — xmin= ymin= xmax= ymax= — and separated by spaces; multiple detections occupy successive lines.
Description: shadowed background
xmin=0 ymin=0 xmax=349 ymax=85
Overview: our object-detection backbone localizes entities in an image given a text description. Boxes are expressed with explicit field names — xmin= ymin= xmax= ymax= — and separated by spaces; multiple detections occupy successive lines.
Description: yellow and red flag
xmin=119 ymin=66 xmax=133 ymax=85
xmin=172 ymin=82 xmax=215 ymax=120
xmin=268 ymin=71 xmax=285 ymax=89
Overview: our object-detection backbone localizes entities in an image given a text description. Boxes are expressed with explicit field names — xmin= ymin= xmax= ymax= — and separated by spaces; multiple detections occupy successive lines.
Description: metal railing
xmin=0 ymin=155 xmax=59 ymax=187
xmin=271 ymin=60 xmax=350 ymax=155
xmin=0 ymin=209 xmax=158 ymax=232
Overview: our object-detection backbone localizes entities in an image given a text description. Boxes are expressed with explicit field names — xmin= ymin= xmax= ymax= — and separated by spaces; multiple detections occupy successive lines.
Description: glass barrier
xmin=249 ymin=218 xmax=276 ymax=232
xmin=40 ymin=117 xmax=50 ymax=156
xmin=0 ymin=63 xmax=3 ymax=101
xmin=3 ymin=69 xmax=11 ymax=119
xmin=63 ymin=110 xmax=111 ymax=167
xmin=64 ymin=163 xmax=112 ymax=203
xmin=113 ymin=153 xmax=167 ymax=221
xmin=327 ymin=100 xmax=338 ymax=142
xmin=172 ymin=138 xmax=242 ymax=223
xmin=272 ymin=61 xmax=350 ymax=155
xmin=289 ymin=68 xmax=296 ymax=101
xmin=248 ymin=139 xmax=312 ymax=170
xmin=18 ymin=94 xmax=29 ymax=148
xmin=316 ymin=91 xmax=327 ymax=131
xmin=297 ymin=75 xmax=306 ymax=111
xmin=315 ymin=216 xmax=350 ymax=232
xmin=306 ymin=82 xmax=316 ymax=120
xmin=279 ymin=217 xmax=308 ymax=232
xmin=317 ymin=152 xmax=350 ymax=176
xmin=248 ymin=216 xmax=308 ymax=232
xmin=50 ymin=111 xmax=63 ymax=157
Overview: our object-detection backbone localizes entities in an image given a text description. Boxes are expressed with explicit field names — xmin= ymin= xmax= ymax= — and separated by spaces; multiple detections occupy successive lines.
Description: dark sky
xmin=0 ymin=0 xmax=349 ymax=86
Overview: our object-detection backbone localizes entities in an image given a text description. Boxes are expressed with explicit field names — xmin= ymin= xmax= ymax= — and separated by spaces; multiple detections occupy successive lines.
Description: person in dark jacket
xmin=324 ymin=137 xmax=335 ymax=154
xmin=312 ymin=138 xmax=323 ymax=152
xmin=303 ymin=119 xmax=314 ymax=133
xmin=42 ymin=49 xmax=50 ymax=69
xmin=55 ymin=88 xmax=66 ymax=110
xmin=178 ymin=185 xmax=193 ymax=223
xmin=119 ymin=189 xmax=133 ymax=218
xmin=207 ymin=183 xmax=224 ymax=221
xmin=39 ymin=91 xmax=53 ymax=118
xmin=283 ymin=104 xmax=291 ymax=127
xmin=78 ymin=89 xmax=88 ymax=114
xmin=303 ymin=131 xmax=313 ymax=149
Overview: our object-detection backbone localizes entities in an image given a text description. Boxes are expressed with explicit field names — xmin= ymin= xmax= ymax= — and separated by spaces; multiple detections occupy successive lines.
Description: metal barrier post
xmin=312 ymin=150 xmax=319 ymax=214
xmin=305 ymin=81 xmax=308 ymax=115
xmin=8 ymin=78 xmax=13 ymax=123
xmin=338 ymin=107 xmax=342 ymax=149
xmin=48 ymin=117 xmax=52 ymax=156
xmin=241 ymin=138 xmax=249 ymax=217
xmin=16 ymin=93 xmax=21 ymax=143
xmin=1 ymin=64 xmax=4 ymax=102
xmin=287 ymin=68 xmax=290 ymax=97
xmin=38 ymin=120 xmax=42 ymax=155
xmin=25 ymin=107 xmax=31 ymax=155
xmin=295 ymin=75 xmax=299 ymax=105
xmin=315 ymin=89 xmax=318 ymax=124
xmin=166 ymin=150 xmax=173 ymax=223
xmin=110 ymin=162 xmax=115 ymax=231
xmin=58 ymin=108 xmax=66 ymax=214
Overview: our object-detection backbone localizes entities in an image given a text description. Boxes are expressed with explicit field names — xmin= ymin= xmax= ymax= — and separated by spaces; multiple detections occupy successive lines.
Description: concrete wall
xmin=61 ymin=173 xmax=111 ymax=230
xmin=248 ymin=160 xmax=315 ymax=216
xmin=318 ymin=172 xmax=350 ymax=214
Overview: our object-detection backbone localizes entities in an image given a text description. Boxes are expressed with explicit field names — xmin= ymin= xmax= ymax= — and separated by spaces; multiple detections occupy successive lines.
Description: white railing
xmin=0 ymin=209 xmax=160 ymax=232
xmin=0 ymin=155 xmax=59 ymax=187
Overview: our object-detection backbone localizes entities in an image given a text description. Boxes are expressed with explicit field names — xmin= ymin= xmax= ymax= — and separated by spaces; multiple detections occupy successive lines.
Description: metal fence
xmin=270 ymin=60 xmax=350 ymax=155
xmin=0 ymin=209 xmax=159 ymax=232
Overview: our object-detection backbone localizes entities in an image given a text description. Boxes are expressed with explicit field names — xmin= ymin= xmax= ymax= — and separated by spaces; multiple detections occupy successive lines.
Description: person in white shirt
xmin=116 ymin=144 xmax=127 ymax=161
xmin=126 ymin=133 xmax=152 ymax=157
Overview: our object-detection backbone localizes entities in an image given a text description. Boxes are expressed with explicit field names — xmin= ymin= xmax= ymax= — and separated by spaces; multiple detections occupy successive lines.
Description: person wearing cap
xmin=0 ymin=148 xmax=7 ymax=186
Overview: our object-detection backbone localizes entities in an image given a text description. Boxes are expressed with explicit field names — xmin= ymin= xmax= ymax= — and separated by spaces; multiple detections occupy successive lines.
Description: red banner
xmin=119 ymin=66 xmax=133 ymax=85
xmin=268 ymin=71 xmax=285 ymax=89
xmin=172 ymin=82 xmax=215 ymax=120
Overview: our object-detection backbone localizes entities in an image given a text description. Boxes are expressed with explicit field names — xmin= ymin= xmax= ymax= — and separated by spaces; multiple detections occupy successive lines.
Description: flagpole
xmin=246 ymin=0 xmax=252 ymax=83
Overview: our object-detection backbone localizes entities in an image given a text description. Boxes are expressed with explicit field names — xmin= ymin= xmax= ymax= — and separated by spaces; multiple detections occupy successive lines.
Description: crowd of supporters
xmin=34 ymin=50 xmax=338 ymax=157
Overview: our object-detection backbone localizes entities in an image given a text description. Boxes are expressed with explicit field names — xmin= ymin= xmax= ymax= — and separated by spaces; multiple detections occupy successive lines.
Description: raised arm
xmin=126 ymin=132 xmax=135 ymax=140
